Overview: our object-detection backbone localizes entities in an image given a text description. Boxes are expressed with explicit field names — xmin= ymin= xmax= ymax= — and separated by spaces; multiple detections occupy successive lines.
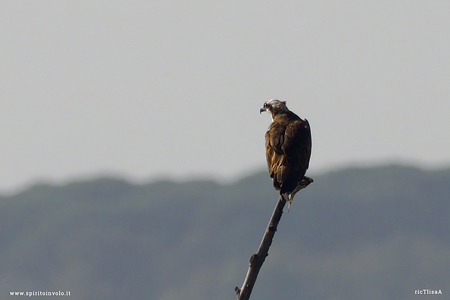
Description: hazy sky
xmin=1 ymin=1 xmax=450 ymax=193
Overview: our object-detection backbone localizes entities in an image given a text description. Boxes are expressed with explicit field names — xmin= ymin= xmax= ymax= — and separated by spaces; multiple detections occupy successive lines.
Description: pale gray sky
xmin=1 ymin=1 xmax=450 ymax=193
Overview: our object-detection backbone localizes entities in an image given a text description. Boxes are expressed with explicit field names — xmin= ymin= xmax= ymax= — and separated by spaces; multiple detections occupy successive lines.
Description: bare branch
xmin=235 ymin=176 xmax=313 ymax=300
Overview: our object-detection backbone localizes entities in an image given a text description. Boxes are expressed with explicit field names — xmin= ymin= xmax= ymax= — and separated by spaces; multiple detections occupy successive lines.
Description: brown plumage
xmin=260 ymin=99 xmax=312 ymax=204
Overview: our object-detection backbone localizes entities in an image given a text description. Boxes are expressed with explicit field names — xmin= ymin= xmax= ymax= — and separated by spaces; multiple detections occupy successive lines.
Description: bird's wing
xmin=265 ymin=124 xmax=287 ymax=190
xmin=283 ymin=119 xmax=311 ymax=175
xmin=279 ymin=119 xmax=312 ymax=193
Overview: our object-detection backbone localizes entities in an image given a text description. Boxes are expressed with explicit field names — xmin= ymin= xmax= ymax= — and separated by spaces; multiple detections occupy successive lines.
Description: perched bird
xmin=260 ymin=99 xmax=312 ymax=207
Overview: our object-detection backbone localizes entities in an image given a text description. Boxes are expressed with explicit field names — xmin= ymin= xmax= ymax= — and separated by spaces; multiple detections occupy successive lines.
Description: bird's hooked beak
xmin=260 ymin=102 xmax=270 ymax=114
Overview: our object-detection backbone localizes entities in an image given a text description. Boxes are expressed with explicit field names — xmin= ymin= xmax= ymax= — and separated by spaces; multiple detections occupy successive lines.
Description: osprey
xmin=260 ymin=99 xmax=312 ymax=206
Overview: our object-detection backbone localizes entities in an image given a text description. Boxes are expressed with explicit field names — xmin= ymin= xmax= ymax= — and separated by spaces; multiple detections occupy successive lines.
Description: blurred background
xmin=1 ymin=1 xmax=450 ymax=194
xmin=1 ymin=1 xmax=449 ymax=299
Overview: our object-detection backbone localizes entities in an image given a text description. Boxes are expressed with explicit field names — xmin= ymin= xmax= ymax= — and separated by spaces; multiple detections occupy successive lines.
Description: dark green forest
xmin=1 ymin=165 xmax=449 ymax=300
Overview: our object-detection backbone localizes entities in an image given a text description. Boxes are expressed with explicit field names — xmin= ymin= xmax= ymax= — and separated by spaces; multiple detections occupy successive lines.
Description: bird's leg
xmin=287 ymin=194 xmax=294 ymax=212
xmin=285 ymin=176 xmax=314 ymax=212
xmin=281 ymin=193 xmax=293 ymax=212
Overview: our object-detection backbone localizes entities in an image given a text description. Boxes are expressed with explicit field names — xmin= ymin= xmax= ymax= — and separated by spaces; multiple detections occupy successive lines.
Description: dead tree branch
xmin=235 ymin=176 xmax=313 ymax=300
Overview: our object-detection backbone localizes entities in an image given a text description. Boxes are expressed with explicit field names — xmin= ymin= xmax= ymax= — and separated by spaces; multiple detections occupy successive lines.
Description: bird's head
xmin=260 ymin=99 xmax=289 ymax=117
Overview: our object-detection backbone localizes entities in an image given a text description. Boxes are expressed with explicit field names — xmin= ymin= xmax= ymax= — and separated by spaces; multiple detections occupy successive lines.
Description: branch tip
xmin=234 ymin=287 xmax=240 ymax=297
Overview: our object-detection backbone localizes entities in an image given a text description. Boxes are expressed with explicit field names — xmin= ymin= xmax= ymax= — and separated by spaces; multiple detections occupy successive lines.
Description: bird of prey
xmin=260 ymin=99 xmax=312 ymax=206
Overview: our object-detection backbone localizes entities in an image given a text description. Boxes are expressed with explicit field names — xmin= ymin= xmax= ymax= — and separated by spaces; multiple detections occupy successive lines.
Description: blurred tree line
xmin=1 ymin=165 xmax=449 ymax=300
